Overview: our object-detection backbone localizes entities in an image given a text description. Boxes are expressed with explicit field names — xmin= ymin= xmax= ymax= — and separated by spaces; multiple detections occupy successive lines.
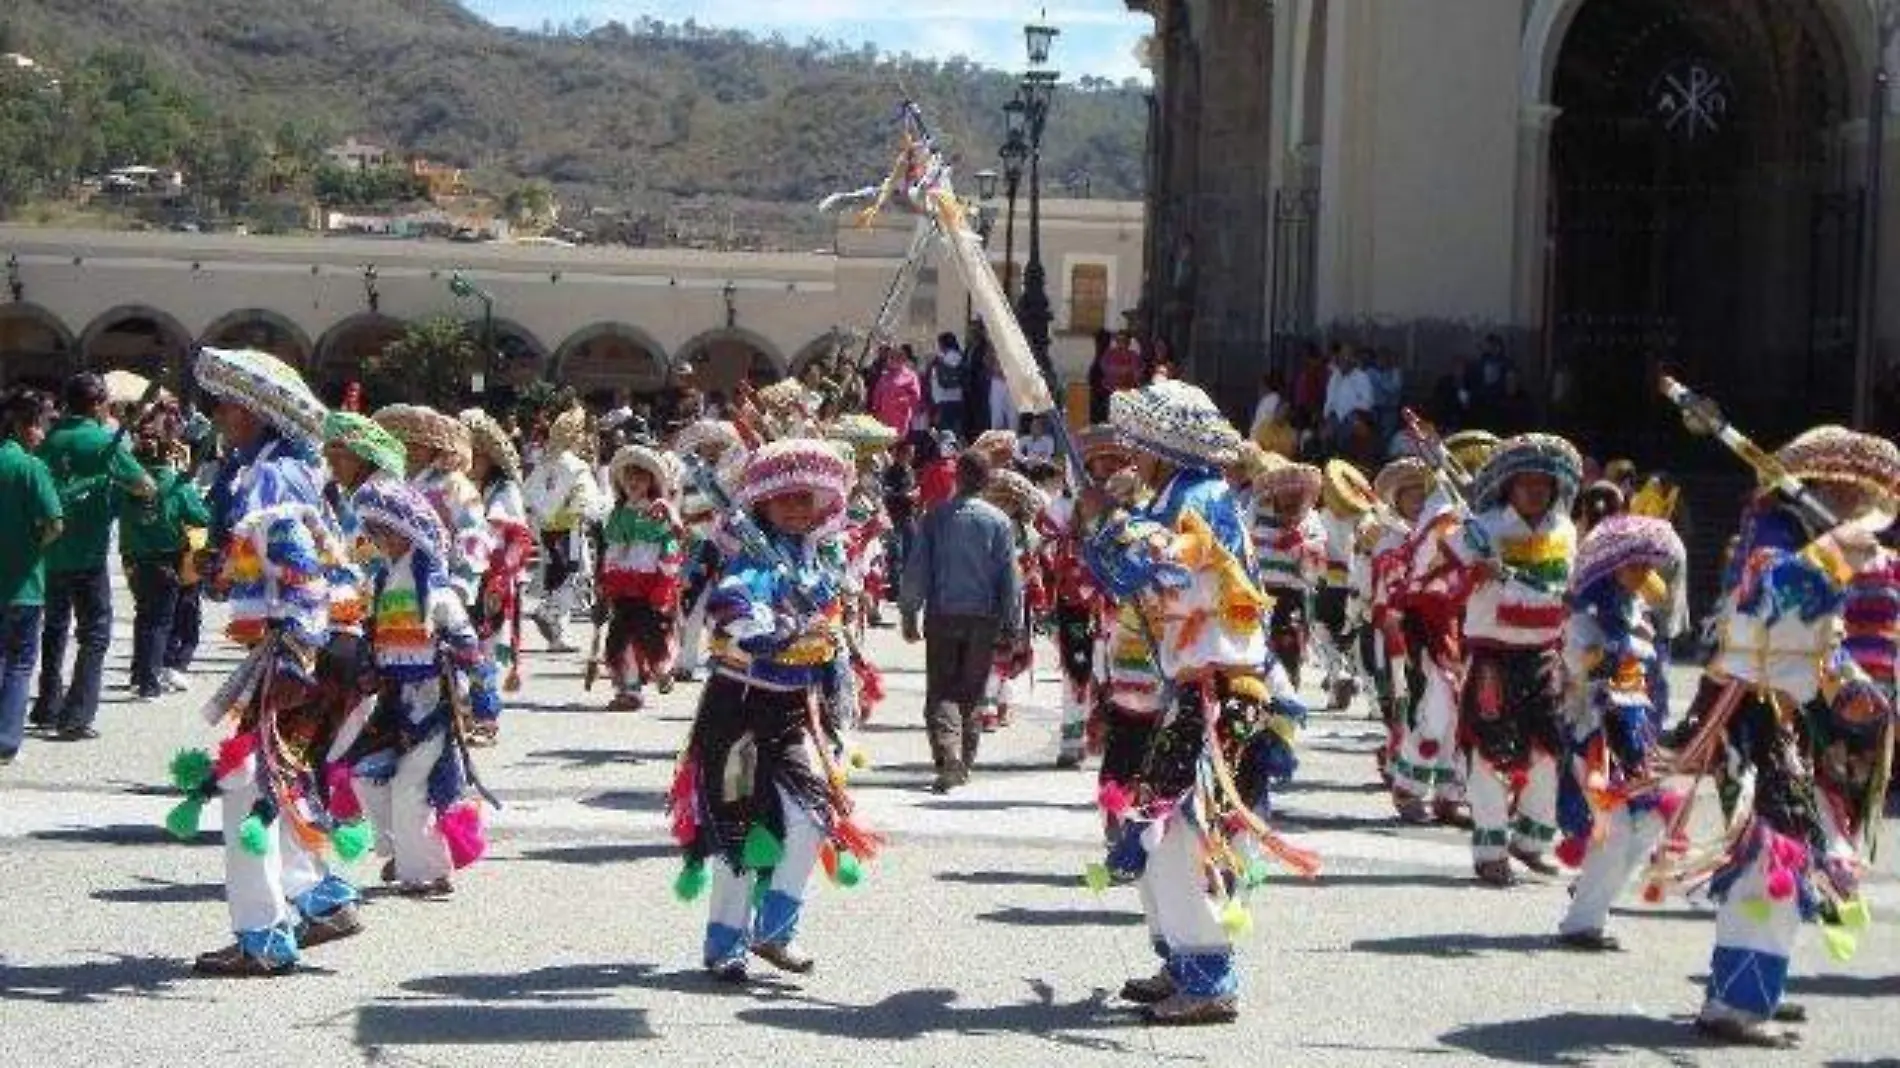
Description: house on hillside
xmin=409 ymin=158 xmax=469 ymax=200
xmin=325 ymin=137 xmax=391 ymax=172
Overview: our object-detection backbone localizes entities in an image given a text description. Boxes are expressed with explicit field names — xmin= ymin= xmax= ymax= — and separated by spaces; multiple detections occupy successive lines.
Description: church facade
xmin=1127 ymin=0 xmax=1899 ymax=446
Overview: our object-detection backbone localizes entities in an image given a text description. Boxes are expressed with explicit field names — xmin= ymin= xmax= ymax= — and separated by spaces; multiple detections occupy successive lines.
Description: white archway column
xmin=1511 ymin=103 xmax=1563 ymax=333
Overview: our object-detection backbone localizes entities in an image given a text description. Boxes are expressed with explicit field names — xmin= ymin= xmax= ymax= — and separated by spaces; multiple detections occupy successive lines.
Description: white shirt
xmin=989 ymin=375 xmax=1018 ymax=433
xmin=1023 ymin=433 xmax=1056 ymax=464
xmin=1249 ymin=390 xmax=1283 ymax=438
xmin=929 ymin=348 xmax=965 ymax=404
xmin=1324 ymin=368 xmax=1375 ymax=422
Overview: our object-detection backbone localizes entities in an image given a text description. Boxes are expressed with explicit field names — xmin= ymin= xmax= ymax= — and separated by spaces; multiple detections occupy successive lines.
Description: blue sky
xmin=462 ymin=1 xmax=1152 ymax=83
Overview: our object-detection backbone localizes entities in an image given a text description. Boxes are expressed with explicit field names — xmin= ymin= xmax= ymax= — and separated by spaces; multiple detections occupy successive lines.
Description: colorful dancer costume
xmin=174 ymin=347 xmax=365 ymax=977
xmin=673 ymin=419 xmax=747 ymax=682
xmin=341 ymin=479 xmax=489 ymax=898
xmin=1313 ymin=464 xmax=1368 ymax=710
xmin=1051 ymin=426 xmax=1132 ymax=770
xmin=1249 ymin=457 xmax=1326 ymax=689
xmin=1552 ymin=514 xmax=1685 ymax=950
xmin=1667 ymin=426 xmax=1900 ymax=1046
xmin=1080 ymin=381 xmax=1313 ymax=1026
xmin=668 ymin=439 xmax=881 ymax=981
xmin=524 ymin=405 xmax=606 ymax=651
xmin=373 ymin=405 xmax=495 ymax=607
xmin=978 ymin=468 xmax=1049 ymax=731
xmin=1364 ymin=458 xmax=1427 ymax=789
xmin=828 ymin=414 xmax=900 ymax=636
xmin=1447 ymin=434 xmax=1581 ymax=885
xmin=1383 ymin=460 xmax=1470 ymax=823
xmin=461 ymin=409 xmax=534 ymax=726
xmin=600 ymin=444 xmax=686 ymax=710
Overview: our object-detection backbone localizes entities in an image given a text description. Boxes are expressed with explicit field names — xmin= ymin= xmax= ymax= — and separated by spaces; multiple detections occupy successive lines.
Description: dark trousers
xmin=923 ymin=614 xmax=998 ymax=770
xmin=33 ymin=567 xmax=112 ymax=731
xmin=166 ymin=582 xmax=202 ymax=671
xmin=0 ymin=605 xmax=43 ymax=756
xmin=127 ymin=558 xmax=181 ymax=690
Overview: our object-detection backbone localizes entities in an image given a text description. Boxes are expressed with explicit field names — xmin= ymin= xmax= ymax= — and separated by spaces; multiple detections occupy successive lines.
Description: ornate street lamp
xmin=1015 ymin=57 xmax=1061 ymax=376
xmin=362 ymin=263 xmax=380 ymax=313
xmin=448 ymin=270 xmax=496 ymax=396
xmin=974 ymin=168 xmax=1000 ymax=201
xmin=999 ymin=128 xmax=1028 ymax=302
xmin=1024 ymin=13 xmax=1060 ymax=69
xmin=5 ymin=254 xmax=21 ymax=302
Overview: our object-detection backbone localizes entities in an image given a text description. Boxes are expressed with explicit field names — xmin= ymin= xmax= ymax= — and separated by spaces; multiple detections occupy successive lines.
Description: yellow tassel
xmin=1821 ymin=924 xmax=1859 ymax=963
xmin=1738 ymin=899 xmax=1773 ymax=925
xmin=1083 ymin=863 xmax=1111 ymax=894
xmin=1219 ymin=900 xmax=1254 ymax=938
xmin=1836 ymin=897 xmax=1871 ymax=931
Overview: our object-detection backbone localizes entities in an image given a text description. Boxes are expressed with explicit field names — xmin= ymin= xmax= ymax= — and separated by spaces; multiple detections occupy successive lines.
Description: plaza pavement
xmin=1 ymin=587 xmax=1895 ymax=1066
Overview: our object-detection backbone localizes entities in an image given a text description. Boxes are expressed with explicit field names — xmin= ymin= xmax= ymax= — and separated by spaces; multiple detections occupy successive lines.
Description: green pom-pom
xmin=1738 ymin=898 xmax=1773 ymax=925
xmin=1083 ymin=862 xmax=1111 ymax=894
xmin=1822 ymin=924 xmax=1859 ymax=963
xmin=673 ymin=859 xmax=709 ymax=902
xmin=238 ymin=814 xmax=272 ymax=857
xmin=740 ymin=825 xmax=784 ymax=871
xmin=833 ymin=851 xmax=863 ymax=889
xmin=1244 ymin=860 xmax=1273 ymax=888
xmin=330 ymin=820 xmax=373 ymax=862
xmin=169 ymin=748 xmax=214 ymax=792
xmin=750 ymin=872 xmax=772 ymax=909
xmin=164 ymin=797 xmax=205 ymax=841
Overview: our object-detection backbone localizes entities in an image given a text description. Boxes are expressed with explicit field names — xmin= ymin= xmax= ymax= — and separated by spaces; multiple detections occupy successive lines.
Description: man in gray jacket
xmin=900 ymin=449 xmax=1023 ymax=792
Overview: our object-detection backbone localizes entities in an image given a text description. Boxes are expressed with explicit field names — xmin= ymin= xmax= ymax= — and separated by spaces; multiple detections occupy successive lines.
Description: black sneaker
xmin=56 ymin=726 xmax=101 ymax=742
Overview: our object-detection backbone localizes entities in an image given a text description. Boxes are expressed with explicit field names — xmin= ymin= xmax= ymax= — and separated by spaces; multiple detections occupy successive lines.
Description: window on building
xmin=1068 ymin=263 xmax=1109 ymax=335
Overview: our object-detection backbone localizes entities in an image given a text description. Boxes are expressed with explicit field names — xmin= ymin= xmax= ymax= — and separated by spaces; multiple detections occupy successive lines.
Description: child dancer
xmin=461 ymin=409 xmax=532 ymax=742
xmin=1552 ymin=514 xmax=1684 ymax=950
xmin=1049 ymin=429 xmax=1129 ymax=769
xmin=1249 ymin=457 xmax=1326 ymax=689
xmin=344 ymin=479 xmax=487 ymax=898
xmin=978 ymin=468 xmax=1048 ymax=732
xmin=673 ymin=419 xmax=747 ymax=683
xmin=600 ymin=444 xmax=686 ymax=711
xmin=669 ymin=439 xmax=880 ymax=981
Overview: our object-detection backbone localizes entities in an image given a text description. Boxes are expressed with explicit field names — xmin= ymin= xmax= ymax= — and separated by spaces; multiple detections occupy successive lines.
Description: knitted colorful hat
xmin=352 ymin=478 xmax=449 ymax=560
xmin=459 ymin=408 xmax=522 ymax=483
xmin=826 ymin=413 xmax=900 ymax=452
xmin=734 ymin=438 xmax=854 ymax=528
xmin=1110 ymin=379 xmax=1241 ymax=469
xmin=674 ymin=419 xmax=744 ymax=461
xmin=608 ymin=443 xmax=676 ymax=497
xmin=1373 ymin=457 xmax=1434 ymax=507
xmin=1075 ymin=424 xmax=1134 ymax=469
xmin=971 ymin=429 xmax=1019 ymax=466
xmin=323 ymin=410 xmax=407 ymax=479
xmin=544 ymin=405 xmax=593 ymax=460
xmin=1443 ymin=429 xmax=1501 ymax=476
xmin=375 ymin=404 xmax=472 ymax=474
xmin=194 ymin=346 xmax=328 ymax=444
xmin=982 ymin=468 xmax=1047 ymax=521
xmin=1254 ymin=457 xmax=1323 ymax=508
xmin=1775 ymin=426 xmax=1900 ymax=505
xmin=1570 ymin=514 xmax=1685 ymax=597
xmin=1469 ymin=433 xmax=1583 ymax=513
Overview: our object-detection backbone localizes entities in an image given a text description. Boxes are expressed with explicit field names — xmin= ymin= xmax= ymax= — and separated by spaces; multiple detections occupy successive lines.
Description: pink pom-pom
xmin=438 ymin=802 xmax=487 ymax=869
xmin=1098 ymin=780 xmax=1134 ymax=819
xmin=324 ymin=762 xmax=362 ymax=821
xmin=1555 ymin=835 xmax=1589 ymax=870
xmin=1765 ymin=866 xmax=1796 ymax=902
xmin=1771 ymin=835 xmax=1807 ymax=869
xmin=1655 ymin=789 xmax=1685 ymax=822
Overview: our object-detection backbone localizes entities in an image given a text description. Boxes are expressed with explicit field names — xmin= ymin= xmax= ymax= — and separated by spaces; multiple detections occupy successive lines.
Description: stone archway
xmin=673 ymin=327 xmax=785 ymax=399
xmin=789 ymin=330 xmax=854 ymax=380
xmin=313 ymin=313 xmax=407 ymax=407
xmin=0 ymin=302 xmax=77 ymax=388
xmin=1540 ymin=0 xmax=1858 ymax=450
xmin=551 ymin=322 xmax=670 ymax=408
xmin=200 ymin=308 xmax=315 ymax=367
xmin=78 ymin=304 xmax=195 ymax=389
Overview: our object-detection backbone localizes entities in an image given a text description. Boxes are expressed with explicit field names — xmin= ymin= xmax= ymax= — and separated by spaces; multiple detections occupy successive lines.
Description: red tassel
xmin=819 ymin=841 xmax=839 ymax=879
xmin=324 ymin=762 xmax=362 ymax=821
xmin=438 ymin=802 xmax=487 ymax=869
xmin=666 ymin=757 xmax=699 ymax=847
xmin=854 ymin=659 xmax=885 ymax=718
xmin=1418 ymin=739 xmax=1439 ymax=760
xmin=1555 ymin=835 xmax=1589 ymax=870
xmin=1655 ymin=788 xmax=1686 ymax=822
xmin=213 ymin=732 xmax=259 ymax=781
xmin=832 ymin=815 xmax=885 ymax=862
xmin=1097 ymin=780 xmax=1134 ymax=819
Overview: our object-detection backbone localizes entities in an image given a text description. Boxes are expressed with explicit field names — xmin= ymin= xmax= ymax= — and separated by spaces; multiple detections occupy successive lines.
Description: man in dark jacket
xmin=900 ymin=449 xmax=1023 ymax=792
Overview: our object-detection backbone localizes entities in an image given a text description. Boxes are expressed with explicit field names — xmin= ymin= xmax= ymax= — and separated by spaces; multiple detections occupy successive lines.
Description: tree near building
xmin=365 ymin=317 xmax=478 ymax=410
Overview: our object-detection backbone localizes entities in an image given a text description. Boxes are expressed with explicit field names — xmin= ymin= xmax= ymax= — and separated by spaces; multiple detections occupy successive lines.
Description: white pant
xmin=1139 ymin=815 xmax=1229 ymax=958
xmin=1465 ymin=749 xmax=1558 ymax=861
xmin=1560 ymin=806 xmax=1666 ymax=935
xmin=706 ymin=786 xmax=827 ymax=955
xmin=355 ymin=732 xmax=452 ymax=884
xmin=1392 ymin=665 xmax=1463 ymax=803
xmin=677 ymin=587 xmax=711 ymax=674
xmin=220 ymin=755 xmax=326 ymax=934
xmin=1701 ymin=840 xmax=1802 ymax=1024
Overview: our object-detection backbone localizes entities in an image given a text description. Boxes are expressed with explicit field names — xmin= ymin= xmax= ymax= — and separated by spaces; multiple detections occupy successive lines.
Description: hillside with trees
xmin=0 ymin=1 xmax=1147 ymax=244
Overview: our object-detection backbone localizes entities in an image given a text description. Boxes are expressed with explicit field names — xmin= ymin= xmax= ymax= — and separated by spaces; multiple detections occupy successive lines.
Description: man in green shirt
xmin=30 ymin=373 xmax=154 ymax=741
xmin=0 ymin=388 xmax=63 ymax=764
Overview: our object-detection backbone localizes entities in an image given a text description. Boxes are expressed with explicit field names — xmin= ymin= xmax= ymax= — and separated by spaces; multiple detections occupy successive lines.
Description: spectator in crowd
xmin=1322 ymin=344 xmax=1375 ymax=451
xmin=1372 ymin=347 xmax=1405 ymax=441
xmin=1291 ymin=341 xmax=1329 ymax=425
xmin=926 ymin=331 xmax=969 ymax=433
xmin=1087 ymin=329 xmax=1113 ymax=424
xmin=870 ymin=343 xmax=923 ymax=437
xmin=32 ymin=373 xmax=155 ymax=742
xmin=987 ymin=351 xmax=1019 ymax=435
xmin=1249 ymin=370 xmax=1286 ymax=443
xmin=119 ymin=407 xmax=211 ymax=700
xmin=900 ymin=449 xmax=1024 ymax=793
xmin=882 ymin=439 xmax=921 ymax=596
xmin=1099 ymin=331 xmax=1144 ymax=397
xmin=915 ymin=430 xmax=960 ymax=511
xmin=1021 ymin=414 xmax=1058 ymax=466
xmin=0 ymin=388 xmax=62 ymax=765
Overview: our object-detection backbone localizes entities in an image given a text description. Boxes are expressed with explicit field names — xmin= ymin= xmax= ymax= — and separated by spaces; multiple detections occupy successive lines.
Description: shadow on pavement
xmin=916 ymin=798 xmax=1095 ymax=814
xmin=505 ymin=842 xmax=676 ymax=867
xmin=1350 ymin=933 xmax=1557 ymax=958
xmin=1276 ymin=871 xmax=1474 ymax=890
xmin=91 ymin=876 xmax=224 ymax=904
xmin=520 ymin=747 xmax=674 ymax=770
xmin=938 ymin=870 xmax=1084 ymax=889
xmin=403 ymin=961 xmax=659 ymax=1002
xmin=977 ymin=906 xmax=1142 ymax=928
xmin=1438 ymin=1011 xmax=1708 ymax=1066
xmin=732 ymin=981 xmax=1143 ymax=1052
xmin=576 ymin=788 xmax=669 ymax=813
xmin=30 ymin=824 xmax=213 ymax=848
xmin=357 ymin=1003 xmax=653 ymax=1045
xmin=1786 ymin=973 xmax=1900 ymax=999
xmin=0 ymin=953 xmax=189 ymax=1005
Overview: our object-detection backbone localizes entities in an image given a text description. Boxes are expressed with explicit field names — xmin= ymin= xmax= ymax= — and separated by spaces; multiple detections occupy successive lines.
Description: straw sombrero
xmin=374 ymin=404 xmax=472 ymax=474
xmin=194 ymin=347 xmax=328 ymax=444
xmin=459 ymin=408 xmax=522 ymax=483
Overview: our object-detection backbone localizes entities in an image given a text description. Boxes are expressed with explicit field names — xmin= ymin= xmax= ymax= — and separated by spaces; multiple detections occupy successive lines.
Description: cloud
xmin=464 ymin=0 xmax=1151 ymax=80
